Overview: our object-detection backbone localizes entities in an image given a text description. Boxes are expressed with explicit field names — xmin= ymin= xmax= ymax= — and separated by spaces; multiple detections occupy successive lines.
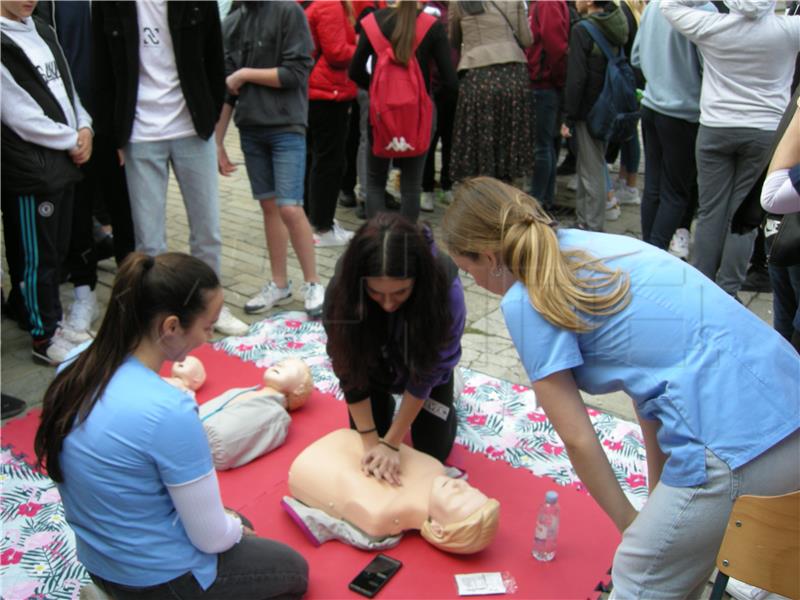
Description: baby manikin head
xmin=420 ymin=475 xmax=500 ymax=554
xmin=263 ymin=357 xmax=313 ymax=410
xmin=171 ymin=356 xmax=206 ymax=391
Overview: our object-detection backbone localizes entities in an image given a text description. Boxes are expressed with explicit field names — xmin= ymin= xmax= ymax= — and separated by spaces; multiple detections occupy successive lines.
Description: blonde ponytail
xmin=442 ymin=177 xmax=630 ymax=332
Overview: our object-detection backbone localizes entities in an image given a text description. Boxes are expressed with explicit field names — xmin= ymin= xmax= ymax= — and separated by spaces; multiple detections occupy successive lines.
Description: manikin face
xmin=364 ymin=277 xmax=414 ymax=313
xmin=263 ymin=358 xmax=308 ymax=393
xmin=171 ymin=356 xmax=206 ymax=391
xmin=1 ymin=1 xmax=37 ymax=21
xmin=428 ymin=476 xmax=489 ymax=526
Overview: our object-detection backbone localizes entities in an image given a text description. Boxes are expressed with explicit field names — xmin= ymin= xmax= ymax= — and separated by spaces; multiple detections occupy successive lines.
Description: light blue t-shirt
xmin=58 ymin=354 xmax=217 ymax=588
xmin=501 ymin=229 xmax=800 ymax=487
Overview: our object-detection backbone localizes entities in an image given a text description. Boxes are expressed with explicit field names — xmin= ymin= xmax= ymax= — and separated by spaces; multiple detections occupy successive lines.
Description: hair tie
xmin=522 ymin=214 xmax=536 ymax=226
xmin=142 ymin=256 xmax=155 ymax=271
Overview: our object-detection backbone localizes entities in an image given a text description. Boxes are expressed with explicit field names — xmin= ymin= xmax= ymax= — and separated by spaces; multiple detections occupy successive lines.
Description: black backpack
xmin=579 ymin=20 xmax=639 ymax=144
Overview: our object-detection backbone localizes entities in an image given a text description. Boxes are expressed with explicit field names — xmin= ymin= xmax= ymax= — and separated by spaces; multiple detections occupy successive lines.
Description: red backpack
xmin=361 ymin=12 xmax=436 ymax=158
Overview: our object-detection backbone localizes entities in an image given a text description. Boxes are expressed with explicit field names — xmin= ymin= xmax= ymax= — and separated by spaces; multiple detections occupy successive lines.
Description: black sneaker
xmin=1 ymin=394 xmax=27 ymax=419
xmin=338 ymin=192 xmax=357 ymax=208
xmin=385 ymin=191 xmax=401 ymax=211
xmin=556 ymin=157 xmax=576 ymax=176
xmin=740 ymin=267 xmax=772 ymax=293
xmin=355 ymin=203 xmax=367 ymax=220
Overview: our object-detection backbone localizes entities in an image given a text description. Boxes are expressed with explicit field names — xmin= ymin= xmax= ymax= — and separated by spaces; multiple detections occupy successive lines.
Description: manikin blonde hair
xmin=420 ymin=498 xmax=500 ymax=554
xmin=442 ymin=177 xmax=630 ymax=333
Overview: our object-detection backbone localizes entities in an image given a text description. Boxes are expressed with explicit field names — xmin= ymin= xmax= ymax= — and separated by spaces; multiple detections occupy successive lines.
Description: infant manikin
xmin=163 ymin=356 xmax=206 ymax=398
xmin=199 ymin=357 xmax=314 ymax=470
xmin=284 ymin=429 xmax=500 ymax=553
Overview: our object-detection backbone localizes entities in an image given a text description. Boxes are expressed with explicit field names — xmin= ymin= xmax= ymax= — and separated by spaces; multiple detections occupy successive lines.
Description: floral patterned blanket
xmin=1 ymin=311 xmax=648 ymax=597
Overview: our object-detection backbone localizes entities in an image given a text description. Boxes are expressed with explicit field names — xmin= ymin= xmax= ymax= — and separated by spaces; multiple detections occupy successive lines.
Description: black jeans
xmin=422 ymin=90 xmax=456 ymax=193
xmin=306 ymin=99 xmax=351 ymax=231
xmin=640 ymin=106 xmax=699 ymax=250
xmin=348 ymin=372 xmax=457 ymax=463
xmin=90 ymin=535 xmax=308 ymax=600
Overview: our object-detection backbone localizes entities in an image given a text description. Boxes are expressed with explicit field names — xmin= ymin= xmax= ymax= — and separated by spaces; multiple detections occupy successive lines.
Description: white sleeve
xmin=166 ymin=469 xmax=244 ymax=554
xmin=1 ymin=63 xmax=79 ymax=150
xmin=761 ymin=169 xmax=800 ymax=214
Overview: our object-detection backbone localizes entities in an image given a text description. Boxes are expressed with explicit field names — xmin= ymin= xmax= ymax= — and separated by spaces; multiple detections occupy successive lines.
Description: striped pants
xmin=2 ymin=186 xmax=73 ymax=340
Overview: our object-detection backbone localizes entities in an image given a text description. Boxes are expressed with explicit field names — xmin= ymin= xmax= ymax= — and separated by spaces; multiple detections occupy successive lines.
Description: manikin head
xmin=171 ymin=356 xmax=207 ymax=391
xmin=263 ymin=357 xmax=313 ymax=410
xmin=420 ymin=475 xmax=500 ymax=554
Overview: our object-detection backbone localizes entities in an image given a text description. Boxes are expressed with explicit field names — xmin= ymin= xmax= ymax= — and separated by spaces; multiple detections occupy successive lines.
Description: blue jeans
xmin=124 ymin=135 xmax=222 ymax=275
xmin=769 ymin=261 xmax=800 ymax=342
xmin=239 ymin=128 xmax=306 ymax=206
xmin=530 ymin=88 xmax=559 ymax=208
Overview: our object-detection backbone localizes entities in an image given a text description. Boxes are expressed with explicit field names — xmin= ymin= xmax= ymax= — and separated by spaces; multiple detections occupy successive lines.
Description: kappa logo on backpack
xmin=579 ymin=20 xmax=640 ymax=145
xmin=361 ymin=12 xmax=436 ymax=159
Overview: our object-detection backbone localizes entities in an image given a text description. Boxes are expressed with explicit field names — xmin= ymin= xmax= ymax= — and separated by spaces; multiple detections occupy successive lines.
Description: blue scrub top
xmin=501 ymin=229 xmax=800 ymax=487
xmin=57 ymin=354 xmax=217 ymax=589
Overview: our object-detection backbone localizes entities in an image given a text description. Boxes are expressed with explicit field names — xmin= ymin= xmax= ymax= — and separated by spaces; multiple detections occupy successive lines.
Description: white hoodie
xmin=660 ymin=0 xmax=800 ymax=130
xmin=0 ymin=15 xmax=91 ymax=150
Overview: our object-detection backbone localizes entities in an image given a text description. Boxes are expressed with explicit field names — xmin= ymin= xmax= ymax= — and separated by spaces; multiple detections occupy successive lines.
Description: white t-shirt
xmin=1 ymin=16 xmax=77 ymax=130
xmin=131 ymin=0 xmax=196 ymax=142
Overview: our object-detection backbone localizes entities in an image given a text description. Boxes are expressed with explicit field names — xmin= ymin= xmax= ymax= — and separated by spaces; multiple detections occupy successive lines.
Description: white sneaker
xmin=442 ymin=190 xmax=454 ymax=205
xmin=32 ymin=328 xmax=78 ymax=366
xmin=726 ymin=578 xmax=787 ymax=600
xmin=616 ymin=184 xmax=641 ymax=205
xmin=420 ymin=192 xmax=435 ymax=212
xmin=215 ymin=305 xmax=249 ymax=336
xmin=244 ymin=281 xmax=292 ymax=315
xmin=605 ymin=196 xmax=621 ymax=221
xmin=64 ymin=285 xmax=99 ymax=342
xmin=668 ymin=228 xmax=690 ymax=260
xmin=301 ymin=281 xmax=325 ymax=317
xmin=314 ymin=223 xmax=354 ymax=247
xmin=567 ymin=175 xmax=578 ymax=191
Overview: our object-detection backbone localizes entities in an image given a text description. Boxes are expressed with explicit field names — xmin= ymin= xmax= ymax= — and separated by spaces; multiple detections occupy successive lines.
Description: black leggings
xmin=349 ymin=372 xmax=457 ymax=463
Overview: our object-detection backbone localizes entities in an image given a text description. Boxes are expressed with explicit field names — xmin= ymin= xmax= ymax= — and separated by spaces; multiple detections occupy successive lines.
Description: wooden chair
xmin=709 ymin=490 xmax=799 ymax=600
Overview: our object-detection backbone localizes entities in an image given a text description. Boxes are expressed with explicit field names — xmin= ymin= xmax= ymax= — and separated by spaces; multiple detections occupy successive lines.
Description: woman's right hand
xmin=361 ymin=439 xmax=402 ymax=486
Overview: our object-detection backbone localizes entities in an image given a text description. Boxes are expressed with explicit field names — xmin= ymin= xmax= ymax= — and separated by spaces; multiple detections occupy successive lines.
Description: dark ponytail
xmin=391 ymin=0 xmax=419 ymax=65
xmin=34 ymin=252 xmax=220 ymax=482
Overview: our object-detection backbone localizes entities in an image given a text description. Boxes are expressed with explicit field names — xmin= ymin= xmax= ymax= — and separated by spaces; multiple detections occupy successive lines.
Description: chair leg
xmin=709 ymin=571 xmax=729 ymax=600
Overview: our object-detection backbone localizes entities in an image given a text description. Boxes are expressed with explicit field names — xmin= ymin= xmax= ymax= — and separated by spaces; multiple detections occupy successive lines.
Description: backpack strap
xmin=361 ymin=12 xmax=391 ymax=57
xmin=413 ymin=12 xmax=437 ymax=53
xmin=578 ymin=19 xmax=622 ymax=61
xmin=363 ymin=11 xmax=437 ymax=59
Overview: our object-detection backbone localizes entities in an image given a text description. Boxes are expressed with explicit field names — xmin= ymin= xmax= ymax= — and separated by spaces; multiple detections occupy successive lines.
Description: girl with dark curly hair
xmin=323 ymin=213 xmax=465 ymax=485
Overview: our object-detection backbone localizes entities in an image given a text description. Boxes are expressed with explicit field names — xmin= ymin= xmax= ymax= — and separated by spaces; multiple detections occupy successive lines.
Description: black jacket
xmin=222 ymin=1 xmax=313 ymax=130
xmin=563 ymin=5 xmax=628 ymax=126
xmin=91 ymin=1 xmax=225 ymax=147
xmin=1 ymin=16 xmax=82 ymax=193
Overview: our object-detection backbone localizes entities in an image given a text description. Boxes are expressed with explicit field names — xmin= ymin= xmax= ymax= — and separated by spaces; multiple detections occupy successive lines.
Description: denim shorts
xmin=239 ymin=128 xmax=306 ymax=206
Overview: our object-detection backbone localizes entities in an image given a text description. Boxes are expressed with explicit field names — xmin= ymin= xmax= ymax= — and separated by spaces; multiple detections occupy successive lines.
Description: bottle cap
xmin=545 ymin=491 xmax=559 ymax=504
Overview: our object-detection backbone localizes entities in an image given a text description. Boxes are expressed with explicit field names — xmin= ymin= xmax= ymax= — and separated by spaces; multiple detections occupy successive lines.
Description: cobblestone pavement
xmin=1 ymin=129 xmax=775 ymax=423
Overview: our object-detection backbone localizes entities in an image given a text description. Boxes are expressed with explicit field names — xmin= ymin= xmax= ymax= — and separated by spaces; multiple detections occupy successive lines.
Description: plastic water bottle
xmin=532 ymin=491 xmax=559 ymax=561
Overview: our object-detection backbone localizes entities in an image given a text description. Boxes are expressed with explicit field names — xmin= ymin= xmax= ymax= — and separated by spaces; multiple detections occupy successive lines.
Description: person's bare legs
xmin=259 ymin=198 xmax=289 ymax=289
xmin=279 ymin=205 xmax=319 ymax=284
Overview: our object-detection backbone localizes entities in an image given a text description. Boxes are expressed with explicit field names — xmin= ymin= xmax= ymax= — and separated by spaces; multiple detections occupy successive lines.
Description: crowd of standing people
xmin=1 ymin=0 xmax=799 ymax=598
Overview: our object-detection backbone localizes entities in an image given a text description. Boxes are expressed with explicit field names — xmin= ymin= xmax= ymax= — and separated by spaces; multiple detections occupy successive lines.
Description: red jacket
xmin=304 ymin=1 xmax=358 ymax=102
xmin=526 ymin=0 xmax=569 ymax=90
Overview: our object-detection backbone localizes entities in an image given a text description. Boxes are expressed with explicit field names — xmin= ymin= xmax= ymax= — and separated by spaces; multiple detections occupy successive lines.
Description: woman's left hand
xmin=361 ymin=443 xmax=402 ymax=486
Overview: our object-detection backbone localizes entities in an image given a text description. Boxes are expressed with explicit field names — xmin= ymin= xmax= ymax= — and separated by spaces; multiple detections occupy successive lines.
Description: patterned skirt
xmin=451 ymin=62 xmax=534 ymax=183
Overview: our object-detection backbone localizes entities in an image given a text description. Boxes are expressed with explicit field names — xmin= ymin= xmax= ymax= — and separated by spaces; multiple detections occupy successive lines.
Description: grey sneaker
xmin=420 ymin=192 xmax=435 ymax=212
xmin=245 ymin=281 xmax=292 ymax=314
xmin=302 ymin=282 xmax=325 ymax=317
